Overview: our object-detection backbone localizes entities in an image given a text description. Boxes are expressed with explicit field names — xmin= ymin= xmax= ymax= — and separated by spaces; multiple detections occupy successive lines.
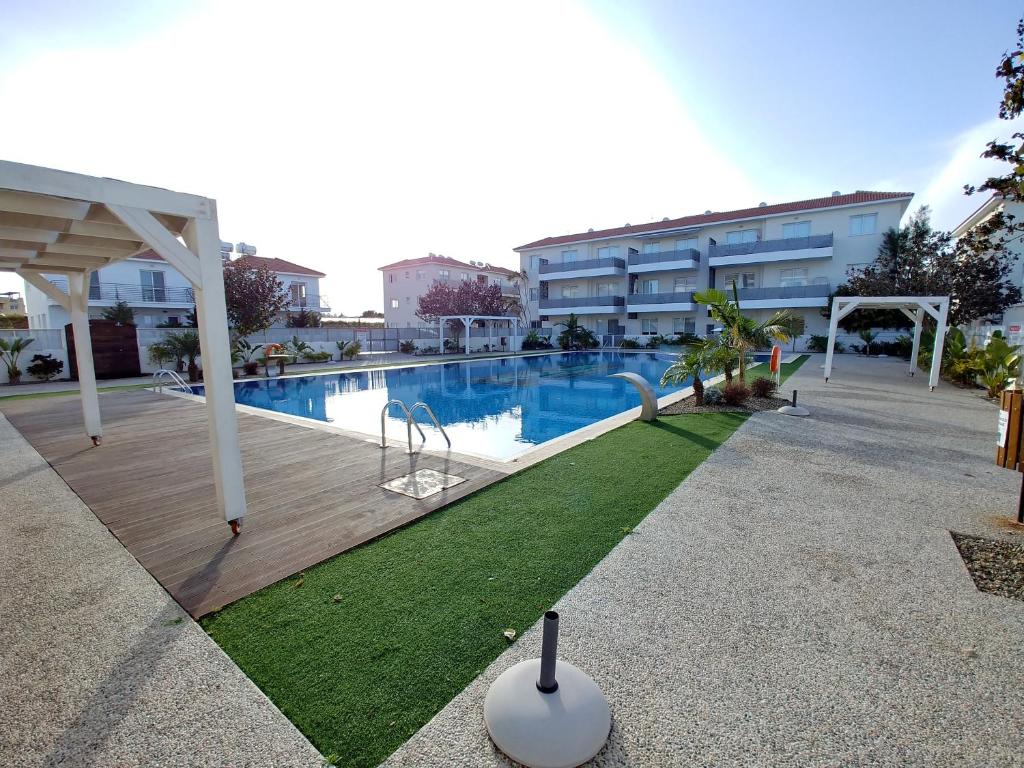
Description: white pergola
xmin=823 ymin=295 xmax=950 ymax=391
xmin=0 ymin=160 xmax=246 ymax=528
xmin=438 ymin=315 xmax=520 ymax=354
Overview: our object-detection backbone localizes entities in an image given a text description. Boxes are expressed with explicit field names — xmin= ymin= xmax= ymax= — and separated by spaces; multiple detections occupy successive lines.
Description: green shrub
xmin=522 ymin=330 xmax=553 ymax=350
xmin=703 ymin=387 xmax=724 ymax=406
xmin=721 ymin=381 xmax=750 ymax=406
xmin=750 ymin=376 xmax=777 ymax=398
xmin=399 ymin=340 xmax=416 ymax=354
xmin=807 ymin=334 xmax=844 ymax=354
xmin=304 ymin=351 xmax=333 ymax=362
xmin=344 ymin=340 xmax=362 ymax=360
xmin=26 ymin=353 xmax=63 ymax=381
xmin=618 ymin=338 xmax=641 ymax=349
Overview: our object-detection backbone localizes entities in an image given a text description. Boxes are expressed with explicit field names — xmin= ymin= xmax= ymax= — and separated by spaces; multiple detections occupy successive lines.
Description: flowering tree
xmin=416 ymin=279 xmax=509 ymax=348
xmin=222 ymin=259 xmax=289 ymax=338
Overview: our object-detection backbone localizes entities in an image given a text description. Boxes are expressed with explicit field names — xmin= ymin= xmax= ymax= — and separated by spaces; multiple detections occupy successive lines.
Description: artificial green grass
xmin=0 ymin=382 xmax=154 ymax=401
xmin=202 ymin=357 xmax=807 ymax=767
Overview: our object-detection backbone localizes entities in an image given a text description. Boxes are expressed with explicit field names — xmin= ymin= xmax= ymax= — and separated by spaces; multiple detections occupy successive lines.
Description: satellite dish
xmin=219 ymin=241 xmax=233 ymax=254
xmin=235 ymin=242 xmax=257 ymax=256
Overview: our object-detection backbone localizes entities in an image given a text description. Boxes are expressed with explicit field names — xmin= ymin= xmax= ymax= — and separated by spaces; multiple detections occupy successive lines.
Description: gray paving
xmin=0 ymin=413 xmax=323 ymax=768
xmin=385 ymin=355 xmax=1024 ymax=767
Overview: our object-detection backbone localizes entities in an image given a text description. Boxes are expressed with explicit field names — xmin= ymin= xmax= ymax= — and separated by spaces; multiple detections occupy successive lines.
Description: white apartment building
xmin=514 ymin=190 xmax=913 ymax=344
xmin=24 ymin=252 xmax=328 ymax=329
xmin=379 ymin=254 xmax=520 ymax=327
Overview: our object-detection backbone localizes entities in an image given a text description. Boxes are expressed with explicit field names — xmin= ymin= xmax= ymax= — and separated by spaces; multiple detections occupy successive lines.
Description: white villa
xmin=24 ymin=251 xmax=329 ymax=329
xmin=379 ymin=254 xmax=520 ymax=328
xmin=514 ymin=191 xmax=914 ymax=344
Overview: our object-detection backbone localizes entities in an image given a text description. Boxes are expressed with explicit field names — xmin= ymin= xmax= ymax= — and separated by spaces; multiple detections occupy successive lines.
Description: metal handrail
xmin=381 ymin=399 xmax=426 ymax=452
xmin=152 ymin=369 xmax=193 ymax=394
xmin=409 ymin=402 xmax=452 ymax=448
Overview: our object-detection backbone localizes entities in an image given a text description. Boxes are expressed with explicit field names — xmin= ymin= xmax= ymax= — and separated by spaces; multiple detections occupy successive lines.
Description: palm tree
xmin=660 ymin=338 xmax=732 ymax=405
xmin=694 ymin=281 xmax=792 ymax=383
xmin=166 ymin=331 xmax=202 ymax=382
xmin=0 ymin=336 xmax=34 ymax=384
xmin=555 ymin=313 xmax=598 ymax=350
xmin=858 ymin=329 xmax=877 ymax=356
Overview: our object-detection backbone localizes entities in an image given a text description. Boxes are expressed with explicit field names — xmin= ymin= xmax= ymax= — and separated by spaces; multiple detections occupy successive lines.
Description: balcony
xmin=287 ymin=295 xmax=331 ymax=313
xmin=539 ymin=257 xmax=626 ymax=280
xmin=727 ymin=283 xmax=831 ymax=309
xmin=626 ymin=291 xmax=697 ymax=313
xmin=49 ymin=278 xmax=195 ymax=306
xmin=539 ymin=295 xmax=625 ymax=314
xmin=708 ymin=234 xmax=833 ymax=267
xmin=627 ymin=249 xmax=700 ymax=274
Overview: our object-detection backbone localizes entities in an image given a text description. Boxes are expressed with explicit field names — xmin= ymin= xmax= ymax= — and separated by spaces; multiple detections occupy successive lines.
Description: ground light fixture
xmin=778 ymin=389 xmax=810 ymax=417
xmin=484 ymin=611 xmax=610 ymax=768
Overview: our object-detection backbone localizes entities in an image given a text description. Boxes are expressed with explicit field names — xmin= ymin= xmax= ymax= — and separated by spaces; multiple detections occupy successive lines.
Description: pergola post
xmin=823 ymin=296 xmax=844 ymax=383
xmin=66 ymin=271 xmax=102 ymax=444
xmin=462 ymin=317 xmax=471 ymax=354
xmin=908 ymin=308 xmax=924 ymax=376
xmin=182 ymin=216 xmax=247 ymax=525
xmin=928 ymin=300 xmax=949 ymax=392
xmin=439 ymin=320 xmax=445 ymax=355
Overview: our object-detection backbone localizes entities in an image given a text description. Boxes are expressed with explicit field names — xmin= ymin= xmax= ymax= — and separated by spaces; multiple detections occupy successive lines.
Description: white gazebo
xmin=438 ymin=315 xmax=520 ymax=354
xmin=0 ymin=160 xmax=246 ymax=529
xmin=823 ymin=295 xmax=950 ymax=391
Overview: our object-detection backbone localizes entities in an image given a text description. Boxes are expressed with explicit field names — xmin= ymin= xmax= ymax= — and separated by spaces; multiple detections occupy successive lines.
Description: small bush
xmin=304 ymin=351 xmax=333 ymax=362
xmin=618 ymin=338 xmax=641 ymax=349
xmin=399 ymin=340 xmax=416 ymax=354
xmin=344 ymin=340 xmax=362 ymax=359
xmin=26 ymin=353 xmax=64 ymax=381
xmin=807 ymin=334 xmax=844 ymax=353
xmin=721 ymin=382 xmax=750 ymax=406
xmin=750 ymin=376 xmax=777 ymax=398
xmin=703 ymin=387 xmax=724 ymax=405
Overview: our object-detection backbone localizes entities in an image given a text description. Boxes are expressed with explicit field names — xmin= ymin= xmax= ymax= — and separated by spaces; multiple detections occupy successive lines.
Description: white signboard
xmin=998 ymin=409 xmax=1010 ymax=447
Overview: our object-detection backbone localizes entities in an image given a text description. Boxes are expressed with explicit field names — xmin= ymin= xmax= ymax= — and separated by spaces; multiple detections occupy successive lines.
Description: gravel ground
xmin=952 ymin=531 xmax=1024 ymax=601
xmin=385 ymin=355 xmax=1024 ymax=768
xmin=0 ymin=414 xmax=323 ymax=768
xmin=659 ymin=394 xmax=790 ymax=414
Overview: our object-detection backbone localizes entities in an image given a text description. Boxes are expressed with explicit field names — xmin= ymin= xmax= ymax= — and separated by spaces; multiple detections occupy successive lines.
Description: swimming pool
xmin=188 ymin=351 xmax=703 ymax=460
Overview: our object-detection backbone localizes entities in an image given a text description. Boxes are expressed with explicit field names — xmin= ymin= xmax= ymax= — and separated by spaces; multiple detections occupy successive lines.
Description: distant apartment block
xmin=953 ymin=195 xmax=1024 ymax=324
xmin=23 ymin=251 xmax=328 ymax=329
xmin=379 ymin=254 xmax=520 ymax=327
xmin=514 ymin=191 xmax=914 ymax=343
xmin=0 ymin=290 xmax=24 ymax=314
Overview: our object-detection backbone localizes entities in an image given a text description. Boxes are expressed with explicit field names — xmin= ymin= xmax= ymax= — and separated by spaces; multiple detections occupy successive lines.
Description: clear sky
xmin=1 ymin=0 xmax=1021 ymax=313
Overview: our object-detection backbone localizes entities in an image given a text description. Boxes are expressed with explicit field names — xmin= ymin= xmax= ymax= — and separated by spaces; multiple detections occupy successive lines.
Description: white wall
xmin=0 ymin=329 xmax=69 ymax=384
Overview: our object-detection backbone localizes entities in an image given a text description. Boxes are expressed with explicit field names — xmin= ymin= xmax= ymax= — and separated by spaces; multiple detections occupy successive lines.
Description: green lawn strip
xmin=202 ymin=354 xmax=808 ymax=768
xmin=201 ymin=414 xmax=744 ymax=766
xmin=0 ymin=382 xmax=154 ymax=402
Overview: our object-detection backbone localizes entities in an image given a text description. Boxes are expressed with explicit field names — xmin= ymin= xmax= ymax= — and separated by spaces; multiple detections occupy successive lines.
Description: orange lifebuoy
xmin=265 ymin=343 xmax=282 ymax=356
xmin=770 ymin=345 xmax=781 ymax=373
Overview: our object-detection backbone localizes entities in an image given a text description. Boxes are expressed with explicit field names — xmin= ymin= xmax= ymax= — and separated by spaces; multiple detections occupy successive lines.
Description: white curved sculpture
xmin=610 ymin=372 xmax=658 ymax=421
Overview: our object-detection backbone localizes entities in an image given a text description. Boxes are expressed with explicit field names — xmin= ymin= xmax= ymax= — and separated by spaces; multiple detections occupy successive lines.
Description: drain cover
xmin=380 ymin=468 xmax=467 ymax=499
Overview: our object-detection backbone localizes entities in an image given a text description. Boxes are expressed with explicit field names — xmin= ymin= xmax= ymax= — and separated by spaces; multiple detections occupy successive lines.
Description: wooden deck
xmin=1 ymin=390 xmax=505 ymax=617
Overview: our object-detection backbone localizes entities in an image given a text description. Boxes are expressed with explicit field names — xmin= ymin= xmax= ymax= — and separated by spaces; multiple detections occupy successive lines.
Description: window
xmin=390 ymin=299 xmax=399 ymax=309
xmin=725 ymin=229 xmax=759 ymax=245
xmin=849 ymin=213 xmax=877 ymax=236
xmin=529 ymin=287 xmax=539 ymax=302
xmin=596 ymin=245 xmax=620 ymax=259
xmin=140 ymin=270 xmax=166 ymax=302
xmin=167 ymin=316 xmax=179 ymax=326
xmin=389 ymin=273 xmax=395 ymax=283
xmin=639 ymin=279 xmax=659 ymax=295
xmin=642 ymin=241 xmax=660 ymax=254
xmin=289 ymin=281 xmax=307 ymax=306
xmin=561 ymin=249 xmax=578 ymax=263
xmin=782 ymin=221 xmax=811 ymax=238
xmin=416 ymin=270 xmax=426 ymax=280
xmin=404 ymin=271 xmax=410 ymax=279
xmin=779 ymin=268 xmax=809 ymax=287
xmin=675 ymin=236 xmax=698 ymax=251
xmin=460 ymin=272 xmax=469 ymax=280
xmin=561 ymin=285 xmax=579 ymax=298
xmin=673 ymin=317 xmax=696 ymax=334
xmin=477 ymin=274 xmax=488 ymax=284
xmin=439 ymin=269 xmax=450 ymax=279
xmin=530 ymin=255 xmax=541 ymax=271
xmin=673 ymin=276 xmax=696 ymax=292
xmin=723 ymin=272 xmax=755 ymax=289
xmin=595 ymin=282 xmax=616 ymax=297
xmin=641 ymin=318 xmax=659 ymax=335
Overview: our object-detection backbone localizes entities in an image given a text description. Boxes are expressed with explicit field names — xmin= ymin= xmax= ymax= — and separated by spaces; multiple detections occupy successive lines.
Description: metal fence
xmin=708 ymin=233 xmax=833 ymax=259
xmin=627 ymin=249 xmax=701 ymax=266
xmin=0 ymin=328 xmax=65 ymax=349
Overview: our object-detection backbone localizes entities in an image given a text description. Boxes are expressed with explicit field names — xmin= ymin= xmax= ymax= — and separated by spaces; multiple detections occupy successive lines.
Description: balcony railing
xmin=539 ymin=295 xmax=625 ymax=310
xmin=539 ymin=257 xmax=626 ymax=275
xmin=708 ymin=233 xmax=834 ymax=260
xmin=727 ymin=284 xmax=831 ymax=301
xmin=49 ymin=278 xmax=195 ymax=305
xmin=628 ymin=249 xmax=701 ymax=267
xmin=626 ymin=291 xmax=696 ymax=305
xmin=287 ymin=295 xmax=330 ymax=312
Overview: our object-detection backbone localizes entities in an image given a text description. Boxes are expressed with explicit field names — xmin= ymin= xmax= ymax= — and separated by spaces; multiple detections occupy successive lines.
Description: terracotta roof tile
xmin=379 ymin=254 xmax=517 ymax=277
xmin=514 ymin=191 xmax=914 ymax=250
xmin=131 ymin=250 xmax=325 ymax=277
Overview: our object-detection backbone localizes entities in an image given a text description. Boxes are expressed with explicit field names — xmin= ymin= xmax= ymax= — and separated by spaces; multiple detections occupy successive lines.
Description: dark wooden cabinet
xmin=65 ymin=320 xmax=141 ymax=380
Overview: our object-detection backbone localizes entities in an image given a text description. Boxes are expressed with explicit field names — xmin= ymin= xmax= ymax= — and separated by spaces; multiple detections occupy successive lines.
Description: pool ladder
xmin=152 ymin=369 xmax=194 ymax=395
xmin=381 ymin=399 xmax=451 ymax=453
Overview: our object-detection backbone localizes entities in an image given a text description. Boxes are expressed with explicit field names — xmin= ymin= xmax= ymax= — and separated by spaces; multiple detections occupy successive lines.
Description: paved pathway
xmin=386 ymin=355 xmax=1024 ymax=767
xmin=0 ymin=414 xmax=323 ymax=768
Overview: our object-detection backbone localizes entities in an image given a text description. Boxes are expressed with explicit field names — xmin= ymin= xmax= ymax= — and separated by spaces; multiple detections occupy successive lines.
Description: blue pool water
xmin=190 ymin=351 xmax=701 ymax=460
